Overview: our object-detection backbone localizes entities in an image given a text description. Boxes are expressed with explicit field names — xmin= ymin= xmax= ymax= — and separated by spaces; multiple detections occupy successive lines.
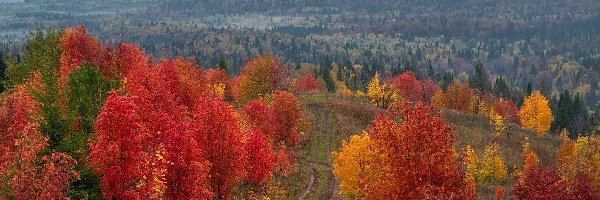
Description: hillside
xmin=0 ymin=22 xmax=598 ymax=199
xmin=239 ymin=93 xmax=562 ymax=199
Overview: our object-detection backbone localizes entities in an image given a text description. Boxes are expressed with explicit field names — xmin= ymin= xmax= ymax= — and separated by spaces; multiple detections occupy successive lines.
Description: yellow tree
xmin=461 ymin=144 xmax=507 ymax=183
xmin=492 ymin=111 xmax=505 ymax=136
xmin=461 ymin=145 xmax=479 ymax=180
xmin=331 ymin=132 xmax=378 ymax=199
xmin=518 ymin=91 xmax=554 ymax=136
xmin=367 ymin=72 xmax=385 ymax=107
xmin=478 ymin=143 xmax=507 ymax=182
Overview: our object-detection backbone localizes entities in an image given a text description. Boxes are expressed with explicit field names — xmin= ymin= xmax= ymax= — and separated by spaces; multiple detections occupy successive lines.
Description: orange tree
xmin=332 ymin=102 xmax=476 ymax=199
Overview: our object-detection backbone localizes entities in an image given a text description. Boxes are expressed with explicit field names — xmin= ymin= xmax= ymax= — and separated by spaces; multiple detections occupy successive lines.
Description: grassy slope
xmin=274 ymin=94 xmax=562 ymax=199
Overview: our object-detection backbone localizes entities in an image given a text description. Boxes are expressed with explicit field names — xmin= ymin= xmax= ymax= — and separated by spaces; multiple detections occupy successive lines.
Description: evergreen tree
xmin=526 ymin=81 xmax=532 ymax=96
xmin=441 ymin=71 xmax=454 ymax=91
xmin=428 ymin=64 xmax=435 ymax=79
xmin=493 ymin=76 xmax=511 ymax=98
xmin=336 ymin=64 xmax=344 ymax=81
xmin=569 ymin=94 xmax=591 ymax=137
xmin=537 ymin=79 xmax=551 ymax=98
xmin=219 ymin=55 xmax=228 ymax=75
xmin=556 ymin=90 xmax=574 ymax=135
xmin=321 ymin=58 xmax=336 ymax=92
xmin=468 ymin=63 xmax=491 ymax=94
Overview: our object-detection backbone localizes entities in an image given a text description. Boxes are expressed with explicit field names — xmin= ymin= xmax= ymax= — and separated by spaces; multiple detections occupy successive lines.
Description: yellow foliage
xmin=355 ymin=91 xmax=366 ymax=97
xmin=210 ymin=83 xmax=226 ymax=98
xmin=367 ymin=72 xmax=385 ymax=107
xmin=478 ymin=143 xmax=507 ymax=182
xmin=462 ymin=145 xmax=479 ymax=179
xmin=493 ymin=112 xmax=505 ymax=136
xmin=556 ymin=134 xmax=600 ymax=186
xmin=431 ymin=90 xmax=445 ymax=108
xmin=332 ymin=132 xmax=377 ymax=199
xmin=462 ymin=144 xmax=507 ymax=183
xmin=340 ymin=88 xmax=352 ymax=96
xmin=518 ymin=91 xmax=554 ymax=136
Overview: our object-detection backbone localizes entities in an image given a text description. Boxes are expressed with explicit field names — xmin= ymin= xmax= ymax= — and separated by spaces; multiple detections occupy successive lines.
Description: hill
xmin=254 ymin=93 xmax=563 ymax=199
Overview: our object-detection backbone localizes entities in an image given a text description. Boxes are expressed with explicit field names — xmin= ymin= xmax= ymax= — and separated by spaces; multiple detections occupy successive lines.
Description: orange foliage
xmin=236 ymin=55 xmax=285 ymax=103
xmin=59 ymin=25 xmax=104 ymax=83
xmin=359 ymin=102 xmax=476 ymax=199
xmin=0 ymin=83 xmax=78 ymax=199
xmin=438 ymin=81 xmax=477 ymax=113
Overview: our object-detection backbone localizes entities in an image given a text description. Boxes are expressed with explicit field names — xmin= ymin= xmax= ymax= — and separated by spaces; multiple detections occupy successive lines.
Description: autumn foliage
xmin=494 ymin=98 xmax=521 ymax=125
xmin=514 ymin=137 xmax=600 ymax=199
xmin=386 ymin=72 xmax=440 ymax=103
xmin=0 ymin=82 xmax=78 ymax=199
xmin=293 ymin=73 xmax=322 ymax=94
xmin=89 ymin=92 xmax=159 ymax=199
xmin=519 ymin=91 xmax=554 ymax=136
xmin=236 ymin=55 xmax=285 ymax=103
xmin=432 ymin=81 xmax=477 ymax=113
xmin=4 ymin=24 xmax=594 ymax=200
xmin=332 ymin=102 xmax=476 ymax=199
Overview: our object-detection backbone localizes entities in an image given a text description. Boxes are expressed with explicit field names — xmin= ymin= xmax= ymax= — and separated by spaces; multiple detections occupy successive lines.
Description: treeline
xmin=90 ymin=23 xmax=599 ymax=110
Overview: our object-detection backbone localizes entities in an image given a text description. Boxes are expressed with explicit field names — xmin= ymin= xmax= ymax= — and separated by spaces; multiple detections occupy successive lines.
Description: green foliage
xmin=468 ymin=63 xmax=491 ymax=93
xmin=64 ymin=65 xmax=118 ymax=199
xmin=219 ymin=55 xmax=228 ymax=75
xmin=67 ymin=65 xmax=117 ymax=140
xmin=493 ymin=76 xmax=510 ymax=99
xmin=320 ymin=59 xmax=337 ymax=92
xmin=6 ymin=28 xmax=61 ymax=88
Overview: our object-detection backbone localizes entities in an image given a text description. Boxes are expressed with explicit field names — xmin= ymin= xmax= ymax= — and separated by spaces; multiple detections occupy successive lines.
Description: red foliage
xmin=444 ymin=81 xmax=476 ymax=112
xmin=89 ymin=92 xmax=156 ymax=199
xmin=115 ymin=42 xmax=150 ymax=78
xmin=0 ymin=85 xmax=41 ymax=198
xmin=270 ymin=91 xmax=301 ymax=146
xmin=495 ymin=186 xmax=504 ymax=200
xmin=244 ymin=129 xmax=277 ymax=186
xmin=192 ymin=98 xmax=247 ymax=199
xmin=206 ymin=68 xmax=229 ymax=86
xmin=388 ymin=72 xmax=421 ymax=102
xmin=173 ymin=57 xmax=209 ymax=109
xmin=0 ymin=82 xmax=78 ymax=199
xmin=35 ymin=152 xmax=79 ymax=200
xmin=421 ymin=79 xmax=441 ymax=104
xmin=569 ymin=173 xmax=600 ymax=200
xmin=59 ymin=25 xmax=105 ymax=84
xmin=365 ymin=102 xmax=476 ymax=199
xmin=387 ymin=72 xmax=440 ymax=103
xmin=276 ymin=146 xmax=297 ymax=175
xmin=122 ymin=58 xmax=214 ymax=199
xmin=513 ymin=166 xmax=567 ymax=200
xmin=294 ymin=73 xmax=321 ymax=94
xmin=243 ymin=99 xmax=276 ymax=139
xmin=494 ymin=98 xmax=521 ymax=125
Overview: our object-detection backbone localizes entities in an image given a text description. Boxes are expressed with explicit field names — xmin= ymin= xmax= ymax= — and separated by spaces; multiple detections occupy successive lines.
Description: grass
xmin=444 ymin=109 xmax=563 ymax=199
